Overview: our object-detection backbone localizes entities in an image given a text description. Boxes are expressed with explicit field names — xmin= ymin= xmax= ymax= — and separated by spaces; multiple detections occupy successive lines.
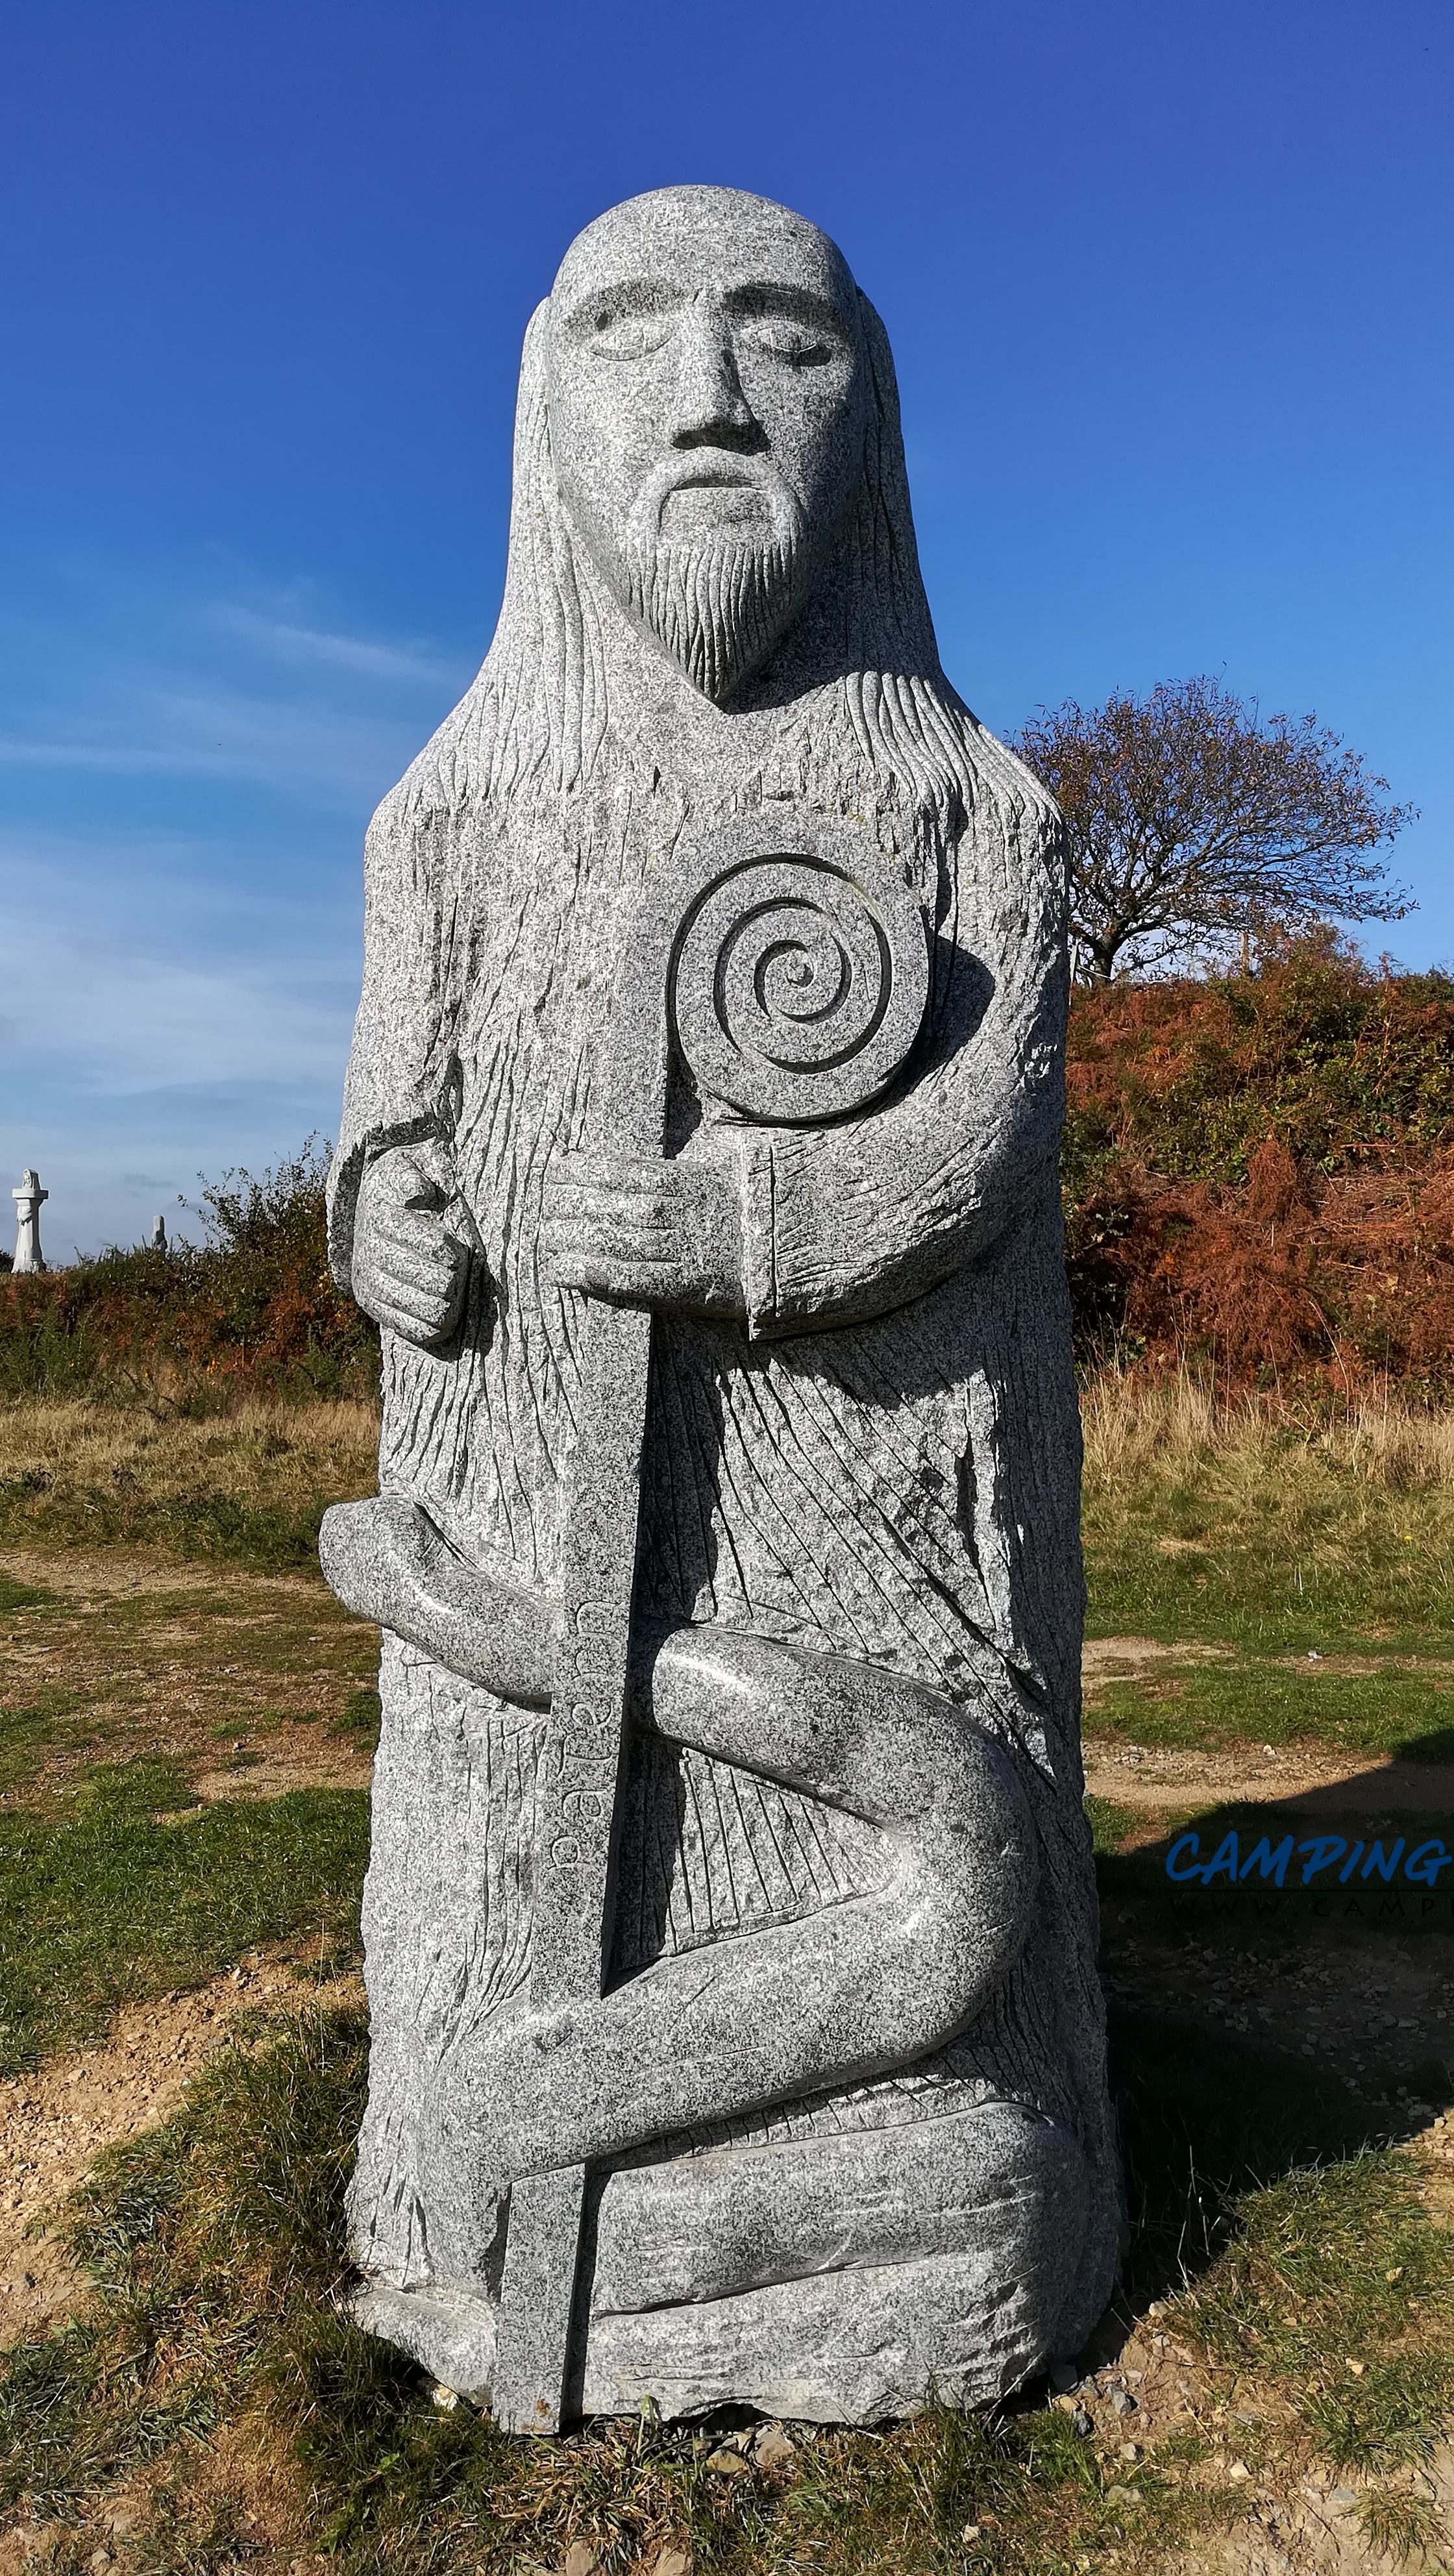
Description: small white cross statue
xmin=11 ymin=1169 xmax=47 ymax=1274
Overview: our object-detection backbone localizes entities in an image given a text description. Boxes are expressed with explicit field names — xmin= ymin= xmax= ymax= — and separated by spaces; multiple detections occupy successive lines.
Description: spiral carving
xmin=669 ymin=841 xmax=930 ymax=1124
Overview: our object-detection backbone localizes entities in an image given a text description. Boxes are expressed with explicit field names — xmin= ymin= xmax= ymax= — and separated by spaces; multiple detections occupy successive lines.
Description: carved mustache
xmin=628 ymin=452 xmax=798 ymax=545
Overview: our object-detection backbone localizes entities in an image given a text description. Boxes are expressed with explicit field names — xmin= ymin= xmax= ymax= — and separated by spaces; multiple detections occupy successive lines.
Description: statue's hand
xmin=352 ymin=1142 xmax=476 ymax=1349
xmin=541 ymin=1149 xmax=745 ymax=1318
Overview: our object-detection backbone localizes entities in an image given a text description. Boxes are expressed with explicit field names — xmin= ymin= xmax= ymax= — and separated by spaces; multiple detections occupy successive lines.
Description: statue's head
xmin=394 ymin=184 xmax=1048 ymax=895
xmin=545 ymin=187 xmax=869 ymax=704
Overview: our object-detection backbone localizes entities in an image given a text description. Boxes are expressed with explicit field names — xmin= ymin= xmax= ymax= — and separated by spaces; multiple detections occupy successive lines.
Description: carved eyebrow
xmin=721 ymin=282 xmax=854 ymax=340
xmin=559 ymin=276 xmax=854 ymax=343
xmin=561 ymin=277 xmax=687 ymax=335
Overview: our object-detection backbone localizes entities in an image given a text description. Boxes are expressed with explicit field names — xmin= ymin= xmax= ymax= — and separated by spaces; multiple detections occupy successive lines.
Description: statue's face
xmin=546 ymin=188 xmax=866 ymax=702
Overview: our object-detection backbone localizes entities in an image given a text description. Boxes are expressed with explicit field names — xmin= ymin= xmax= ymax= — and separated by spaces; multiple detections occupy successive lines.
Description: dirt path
xmin=1083 ymin=1635 xmax=1233 ymax=1684
xmin=8 ymin=1585 xmax=1448 ymax=1825
xmin=1072 ymin=2297 xmax=1454 ymax=2576
xmin=1085 ymin=1742 xmax=1454 ymax=1814
xmin=0 ymin=1945 xmax=362 ymax=2348
xmin=0 ymin=1544 xmax=377 ymax=1811
xmin=1083 ymin=1634 xmax=1454 ymax=1816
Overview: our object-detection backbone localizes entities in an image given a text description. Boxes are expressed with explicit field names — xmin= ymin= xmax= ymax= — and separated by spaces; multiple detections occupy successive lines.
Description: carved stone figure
xmin=11 ymin=1170 xmax=47 ymax=1274
xmin=321 ymin=184 xmax=1120 ymax=2431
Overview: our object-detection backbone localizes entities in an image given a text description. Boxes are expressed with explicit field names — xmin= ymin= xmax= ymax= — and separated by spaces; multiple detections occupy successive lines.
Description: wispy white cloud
xmin=216 ymin=601 xmax=470 ymax=687
xmin=0 ymin=827 xmax=356 ymax=1093
xmin=0 ymin=689 xmax=428 ymax=805
xmin=140 ymin=684 xmax=430 ymax=802
xmin=0 ymin=558 xmax=476 ymax=1248
xmin=0 ymin=565 xmax=475 ymax=806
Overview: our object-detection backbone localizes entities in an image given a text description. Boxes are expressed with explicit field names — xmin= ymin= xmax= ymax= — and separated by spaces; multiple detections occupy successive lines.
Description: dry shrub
xmin=1066 ymin=930 xmax=1454 ymax=1389
xmin=0 ymin=1145 xmax=379 ymax=1406
xmin=1069 ymin=1158 xmax=1454 ymax=1385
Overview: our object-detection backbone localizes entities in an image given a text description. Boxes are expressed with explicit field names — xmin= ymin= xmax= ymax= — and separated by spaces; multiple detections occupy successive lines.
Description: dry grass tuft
xmin=0 ymin=1394 xmax=379 ymax=1512
xmin=1081 ymin=1367 xmax=1454 ymax=1496
xmin=1079 ymin=1368 xmax=1454 ymax=1644
xmin=0 ymin=1395 xmax=380 ymax=1569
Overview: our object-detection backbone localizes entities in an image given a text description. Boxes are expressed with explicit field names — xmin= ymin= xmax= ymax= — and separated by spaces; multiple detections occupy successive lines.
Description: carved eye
xmin=590 ymin=307 xmax=673 ymax=360
xmin=737 ymin=318 xmax=833 ymax=366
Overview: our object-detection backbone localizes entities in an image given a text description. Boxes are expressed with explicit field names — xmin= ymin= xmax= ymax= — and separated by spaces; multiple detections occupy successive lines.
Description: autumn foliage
xmin=5 ymin=939 xmax=1454 ymax=1404
xmin=0 ymin=1145 xmax=378 ymax=1403
xmin=1066 ymin=929 xmax=1454 ymax=1389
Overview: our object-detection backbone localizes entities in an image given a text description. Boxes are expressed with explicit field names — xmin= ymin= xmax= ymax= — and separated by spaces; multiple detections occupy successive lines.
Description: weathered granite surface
xmin=321 ymin=183 xmax=1120 ymax=2431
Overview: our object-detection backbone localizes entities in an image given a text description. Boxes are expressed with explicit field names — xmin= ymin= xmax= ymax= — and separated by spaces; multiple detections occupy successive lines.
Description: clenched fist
xmin=352 ymin=1142 xmax=478 ymax=1350
xmin=540 ymin=1147 xmax=746 ymax=1319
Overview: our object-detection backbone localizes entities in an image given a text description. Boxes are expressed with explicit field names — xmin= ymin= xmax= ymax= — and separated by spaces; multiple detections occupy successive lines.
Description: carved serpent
xmin=322 ymin=1499 xmax=1037 ymax=2186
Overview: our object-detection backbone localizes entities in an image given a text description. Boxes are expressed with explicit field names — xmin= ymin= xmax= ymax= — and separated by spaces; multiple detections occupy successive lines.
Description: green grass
xmin=0 ymin=1572 xmax=62 ymax=1616
xmin=1353 ymin=2486 xmax=1446 ymax=2561
xmin=1185 ymin=2148 xmax=1454 ymax=2468
xmin=0 ymin=1763 xmax=369 ymax=2072
xmin=1084 ymin=1517 xmax=1454 ymax=1652
xmin=338 ymin=1685 xmax=382 ymax=1744
xmin=4 ymin=2001 xmax=1446 ymax=2575
xmin=0 ymin=1557 xmax=379 ymax=1813
xmin=1087 ymin=1657 xmax=1454 ymax=1759
xmin=0 ymin=1690 xmax=100 ymax=1797
xmin=1083 ymin=1792 xmax=1144 ymax=1855
xmin=1081 ymin=1407 xmax=1454 ymax=1653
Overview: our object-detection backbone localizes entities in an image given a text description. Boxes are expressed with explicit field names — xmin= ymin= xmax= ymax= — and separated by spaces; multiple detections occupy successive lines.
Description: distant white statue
xmin=150 ymin=1214 xmax=167 ymax=1254
xmin=10 ymin=1170 xmax=47 ymax=1275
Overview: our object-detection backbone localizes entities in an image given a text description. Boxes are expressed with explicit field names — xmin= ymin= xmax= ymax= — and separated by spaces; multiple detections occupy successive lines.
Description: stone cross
xmin=10 ymin=1170 xmax=47 ymax=1274
xmin=318 ymin=184 xmax=1120 ymax=2434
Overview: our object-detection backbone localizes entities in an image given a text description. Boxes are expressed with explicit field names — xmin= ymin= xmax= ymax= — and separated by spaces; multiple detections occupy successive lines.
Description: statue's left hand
xmin=540 ymin=1150 xmax=745 ymax=1317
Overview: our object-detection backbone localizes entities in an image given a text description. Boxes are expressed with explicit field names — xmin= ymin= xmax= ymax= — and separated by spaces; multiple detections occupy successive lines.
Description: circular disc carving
xmin=669 ymin=822 xmax=930 ymax=1124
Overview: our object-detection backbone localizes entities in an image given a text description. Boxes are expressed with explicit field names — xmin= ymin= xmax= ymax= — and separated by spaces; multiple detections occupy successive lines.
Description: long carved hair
xmin=376 ymin=290 xmax=1054 ymax=882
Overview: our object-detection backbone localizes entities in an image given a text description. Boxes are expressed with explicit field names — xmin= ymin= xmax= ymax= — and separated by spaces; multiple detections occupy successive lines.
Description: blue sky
xmin=2 ymin=0 xmax=1449 ymax=1256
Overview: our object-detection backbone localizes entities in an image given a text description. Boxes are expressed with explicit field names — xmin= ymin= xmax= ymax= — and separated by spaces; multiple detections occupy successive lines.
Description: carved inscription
xmin=528 ymin=1304 xmax=653 ymax=1996
xmin=490 ymin=1298 xmax=655 ymax=2433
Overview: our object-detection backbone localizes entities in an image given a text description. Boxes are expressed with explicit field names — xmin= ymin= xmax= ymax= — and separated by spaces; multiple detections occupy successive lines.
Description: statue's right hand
xmin=351 ymin=1143 xmax=475 ymax=1350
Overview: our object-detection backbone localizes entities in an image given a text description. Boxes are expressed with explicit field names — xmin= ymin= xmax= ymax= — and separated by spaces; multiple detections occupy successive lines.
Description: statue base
xmin=347 ymin=2098 xmax=1089 ymax=2425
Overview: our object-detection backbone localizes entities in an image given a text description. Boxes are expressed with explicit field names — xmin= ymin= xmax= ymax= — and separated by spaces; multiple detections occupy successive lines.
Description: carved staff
xmin=490 ymin=813 xmax=930 ymax=2434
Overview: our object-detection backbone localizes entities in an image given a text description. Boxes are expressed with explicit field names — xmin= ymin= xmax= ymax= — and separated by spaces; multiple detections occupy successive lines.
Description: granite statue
xmin=11 ymin=1170 xmax=47 ymax=1274
xmin=321 ymin=184 xmax=1120 ymax=2432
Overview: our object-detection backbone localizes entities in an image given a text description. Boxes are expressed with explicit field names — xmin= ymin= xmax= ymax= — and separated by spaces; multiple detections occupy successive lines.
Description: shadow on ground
xmin=1108 ymin=2003 xmax=1388 ymax=2313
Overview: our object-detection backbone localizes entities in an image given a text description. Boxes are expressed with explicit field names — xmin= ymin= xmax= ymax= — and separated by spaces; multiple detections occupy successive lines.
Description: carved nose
xmin=670 ymin=299 xmax=758 ymax=451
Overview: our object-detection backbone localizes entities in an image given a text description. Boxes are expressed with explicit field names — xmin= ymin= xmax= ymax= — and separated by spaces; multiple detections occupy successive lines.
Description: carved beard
xmin=622 ymin=521 xmax=804 ymax=706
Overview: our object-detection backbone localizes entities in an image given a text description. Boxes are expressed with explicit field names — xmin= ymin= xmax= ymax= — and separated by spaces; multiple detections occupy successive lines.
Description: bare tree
xmin=1013 ymin=676 xmax=1415 ymax=983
